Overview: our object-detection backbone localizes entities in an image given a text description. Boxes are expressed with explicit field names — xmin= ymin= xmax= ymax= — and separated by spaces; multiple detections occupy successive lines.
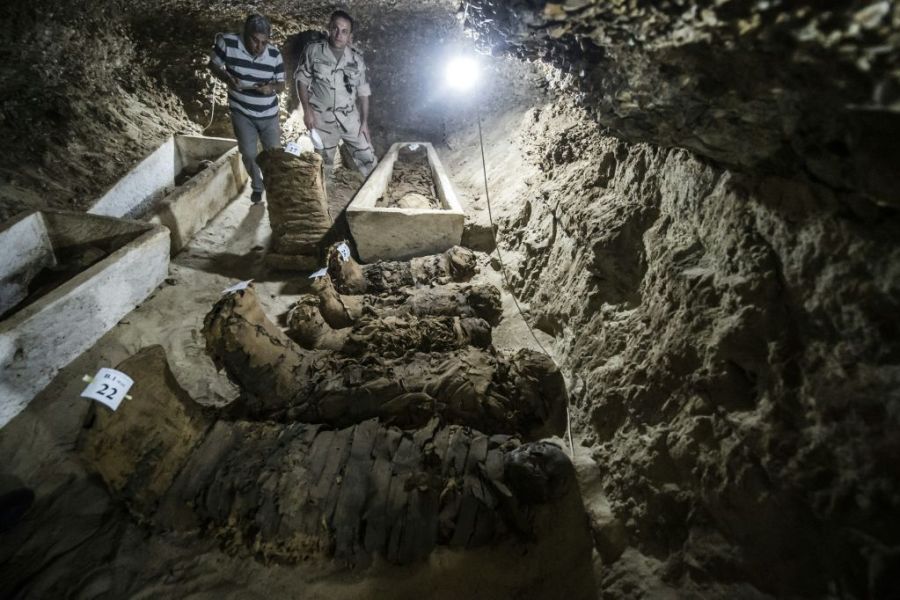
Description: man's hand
xmin=254 ymin=81 xmax=285 ymax=96
xmin=359 ymin=121 xmax=371 ymax=144
xmin=304 ymin=110 xmax=316 ymax=131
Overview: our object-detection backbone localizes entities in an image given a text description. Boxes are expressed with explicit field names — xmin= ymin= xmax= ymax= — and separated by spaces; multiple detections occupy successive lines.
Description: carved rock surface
xmin=464 ymin=0 xmax=900 ymax=205
xmin=456 ymin=98 xmax=900 ymax=598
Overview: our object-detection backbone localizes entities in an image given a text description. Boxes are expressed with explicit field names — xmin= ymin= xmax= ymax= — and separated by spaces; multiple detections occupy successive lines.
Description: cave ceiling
xmin=458 ymin=0 xmax=900 ymax=205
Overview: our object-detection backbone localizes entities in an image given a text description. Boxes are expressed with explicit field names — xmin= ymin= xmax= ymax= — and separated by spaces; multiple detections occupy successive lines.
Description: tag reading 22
xmin=81 ymin=368 xmax=134 ymax=411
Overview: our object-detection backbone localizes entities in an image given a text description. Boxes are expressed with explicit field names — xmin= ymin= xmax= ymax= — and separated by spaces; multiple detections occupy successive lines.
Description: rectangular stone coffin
xmin=0 ymin=210 xmax=169 ymax=428
xmin=88 ymin=135 xmax=248 ymax=254
xmin=346 ymin=142 xmax=464 ymax=262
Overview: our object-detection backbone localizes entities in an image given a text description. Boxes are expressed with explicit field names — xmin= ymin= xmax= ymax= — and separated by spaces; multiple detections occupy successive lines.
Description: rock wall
xmin=463 ymin=0 xmax=900 ymax=206
xmin=457 ymin=98 xmax=900 ymax=597
xmin=0 ymin=0 xmax=196 ymax=221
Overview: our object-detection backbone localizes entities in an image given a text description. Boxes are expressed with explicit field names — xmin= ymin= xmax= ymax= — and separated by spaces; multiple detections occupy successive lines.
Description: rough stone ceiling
xmin=212 ymin=0 xmax=900 ymax=205
xmin=460 ymin=0 xmax=900 ymax=205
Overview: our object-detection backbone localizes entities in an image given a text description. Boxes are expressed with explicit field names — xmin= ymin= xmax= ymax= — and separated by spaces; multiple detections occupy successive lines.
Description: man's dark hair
xmin=329 ymin=10 xmax=354 ymax=31
xmin=244 ymin=13 xmax=272 ymax=37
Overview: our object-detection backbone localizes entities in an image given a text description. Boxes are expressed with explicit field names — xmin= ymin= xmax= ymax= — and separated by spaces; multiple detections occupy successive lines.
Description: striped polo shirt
xmin=211 ymin=33 xmax=285 ymax=119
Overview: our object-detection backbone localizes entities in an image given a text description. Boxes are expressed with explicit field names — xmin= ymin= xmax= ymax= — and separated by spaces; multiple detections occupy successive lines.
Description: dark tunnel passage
xmin=0 ymin=1 xmax=899 ymax=598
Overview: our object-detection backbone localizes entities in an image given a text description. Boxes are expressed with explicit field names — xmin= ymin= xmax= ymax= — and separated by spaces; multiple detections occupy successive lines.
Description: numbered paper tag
xmin=308 ymin=267 xmax=328 ymax=279
xmin=285 ymin=141 xmax=302 ymax=156
xmin=337 ymin=242 xmax=351 ymax=262
xmin=221 ymin=279 xmax=253 ymax=295
xmin=81 ymin=368 xmax=134 ymax=411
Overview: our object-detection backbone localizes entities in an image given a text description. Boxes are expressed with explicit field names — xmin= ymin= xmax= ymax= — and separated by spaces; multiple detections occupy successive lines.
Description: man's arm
xmin=356 ymin=54 xmax=372 ymax=143
xmin=257 ymin=81 xmax=285 ymax=95
xmin=258 ymin=51 xmax=286 ymax=96
xmin=209 ymin=60 xmax=239 ymax=90
xmin=294 ymin=46 xmax=317 ymax=130
xmin=298 ymin=85 xmax=316 ymax=130
xmin=357 ymin=95 xmax=370 ymax=143
xmin=209 ymin=34 xmax=239 ymax=90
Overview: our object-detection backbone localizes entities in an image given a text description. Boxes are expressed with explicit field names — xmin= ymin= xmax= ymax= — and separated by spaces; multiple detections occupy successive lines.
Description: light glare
xmin=445 ymin=56 xmax=479 ymax=91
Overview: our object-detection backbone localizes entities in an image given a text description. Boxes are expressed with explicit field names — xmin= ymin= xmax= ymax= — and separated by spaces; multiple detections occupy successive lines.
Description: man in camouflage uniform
xmin=295 ymin=10 xmax=377 ymax=178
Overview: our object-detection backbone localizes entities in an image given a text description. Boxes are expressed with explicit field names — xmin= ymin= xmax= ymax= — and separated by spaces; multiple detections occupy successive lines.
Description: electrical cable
xmin=475 ymin=109 xmax=577 ymax=460
xmin=202 ymin=77 xmax=219 ymax=132
xmin=204 ymin=34 xmax=227 ymax=133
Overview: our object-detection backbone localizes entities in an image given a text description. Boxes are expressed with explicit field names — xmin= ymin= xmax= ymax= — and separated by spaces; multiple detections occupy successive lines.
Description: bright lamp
xmin=445 ymin=56 xmax=480 ymax=91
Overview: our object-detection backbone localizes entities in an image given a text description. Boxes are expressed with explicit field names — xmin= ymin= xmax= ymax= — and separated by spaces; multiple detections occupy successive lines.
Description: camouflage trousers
xmin=313 ymin=109 xmax=377 ymax=178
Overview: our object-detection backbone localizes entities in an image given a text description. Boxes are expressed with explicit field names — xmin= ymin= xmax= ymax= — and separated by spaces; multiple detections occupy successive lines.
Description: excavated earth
xmin=1 ymin=0 xmax=899 ymax=599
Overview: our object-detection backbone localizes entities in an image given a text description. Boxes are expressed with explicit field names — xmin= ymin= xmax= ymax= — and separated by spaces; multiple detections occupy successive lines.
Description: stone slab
xmin=0 ymin=210 xmax=170 ymax=428
xmin=88 ymin=135 xmax=248 ymax=254
xmin=347 ymin=142 xmax=465 ymax=262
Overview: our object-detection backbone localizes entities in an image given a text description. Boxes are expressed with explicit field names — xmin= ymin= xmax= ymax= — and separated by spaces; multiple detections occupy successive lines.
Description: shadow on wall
xmin=282 ymin=29 xmax=327 ymax=114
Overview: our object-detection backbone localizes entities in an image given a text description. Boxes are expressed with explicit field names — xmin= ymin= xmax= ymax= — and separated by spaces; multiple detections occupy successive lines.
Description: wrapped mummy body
xmin=256 ymin=149 xmax=334 ymax=270
xmin=287 ymin=295 xmax=492 ymax=356
xmin=327 ymin=243 xmax=477 ymax=295
xmin=312 ymin=274 xmax=503 ymax=330
xmin=203 ymin=286 xmax=565 ymax=439
xmin=78 ymin=346 xmax=579 ymax=567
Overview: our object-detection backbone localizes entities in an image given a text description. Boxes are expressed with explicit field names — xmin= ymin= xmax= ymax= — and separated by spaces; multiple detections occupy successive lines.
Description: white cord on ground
xmin=202 ymin=78 xmax=219 ymax=132
xmin=475 ymin=113 xmax=577 ymax=460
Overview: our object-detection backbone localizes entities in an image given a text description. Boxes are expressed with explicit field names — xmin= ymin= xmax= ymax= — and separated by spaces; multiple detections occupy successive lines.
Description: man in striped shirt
xmin=209 ymin=14 xmax=285 ymax=203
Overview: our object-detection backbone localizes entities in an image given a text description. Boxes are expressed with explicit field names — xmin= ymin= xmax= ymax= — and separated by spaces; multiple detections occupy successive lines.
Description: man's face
xmin=328 ymin=17 xmax=352 ymax=50
xmin=244 ymin=31 xmax=269 ymax=57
